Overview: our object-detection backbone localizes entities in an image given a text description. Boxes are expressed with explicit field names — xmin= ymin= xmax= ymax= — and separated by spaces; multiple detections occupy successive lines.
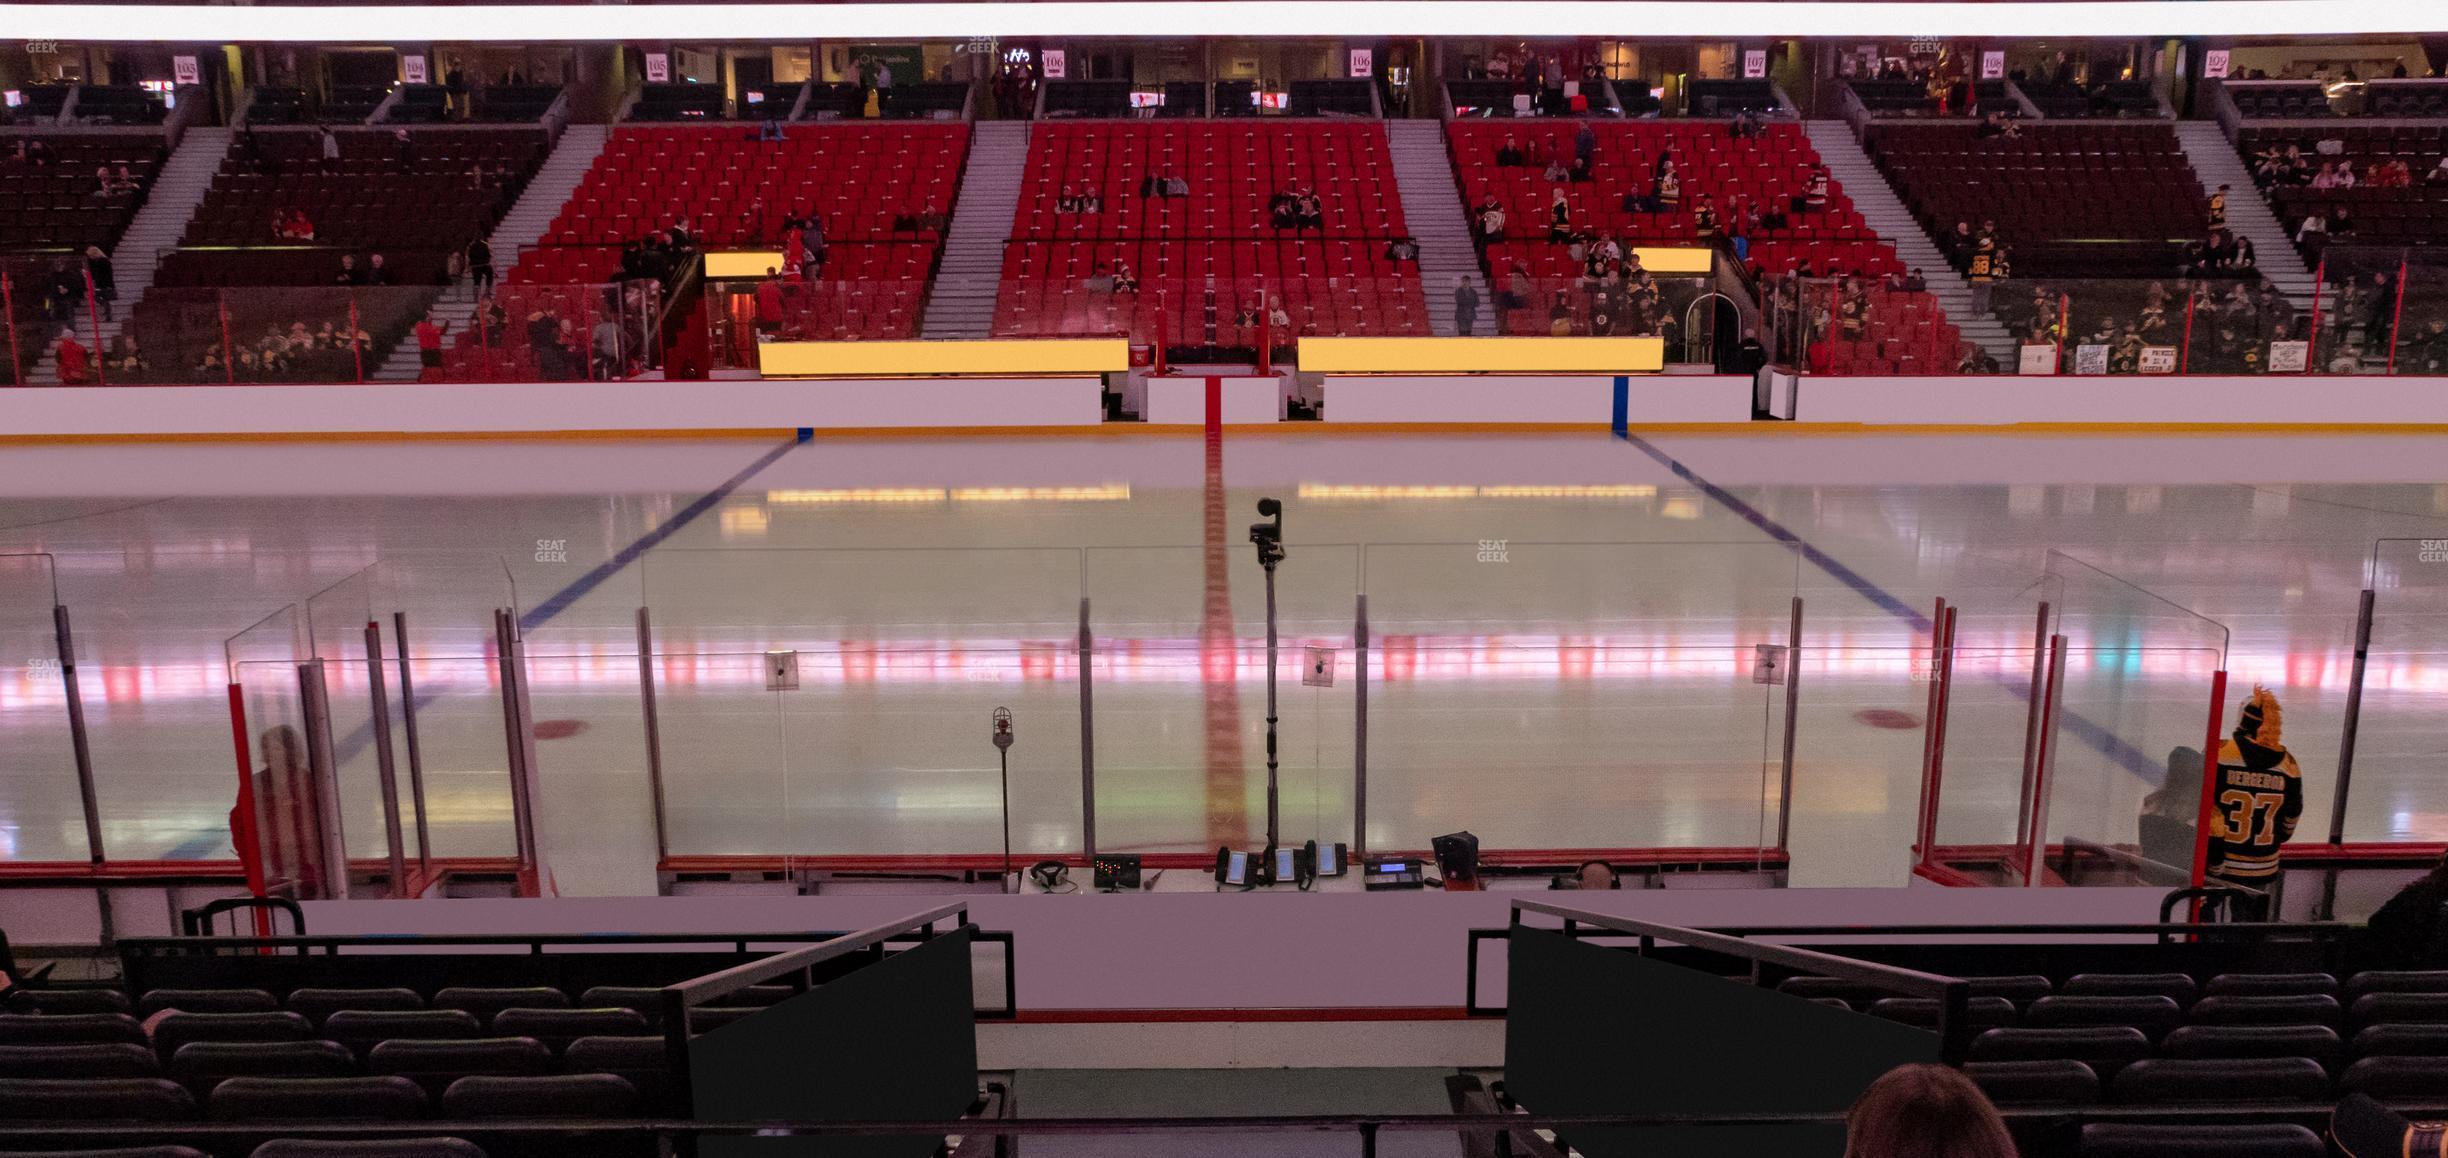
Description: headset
xmin=1030 ymin=860 xmax=1075 ymax=893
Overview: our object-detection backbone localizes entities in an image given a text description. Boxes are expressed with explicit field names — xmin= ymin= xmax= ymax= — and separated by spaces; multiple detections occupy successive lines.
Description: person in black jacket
xmin=83 ymin=246 xmax=115 ymax=321
xmin=2360 ymin=853 xmax=2448 ymax=970
xmin=2138 ymin=746 xmax=2203 ymax=874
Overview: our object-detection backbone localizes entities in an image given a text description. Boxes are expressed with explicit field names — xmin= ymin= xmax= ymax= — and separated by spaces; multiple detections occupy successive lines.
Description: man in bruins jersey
xmin=2208 ymin=686 xmax=2303 ymax=887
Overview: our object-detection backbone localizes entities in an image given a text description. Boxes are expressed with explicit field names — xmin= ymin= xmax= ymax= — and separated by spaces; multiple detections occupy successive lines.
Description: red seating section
xmin=994 ymin=122 xmax=1427 ymax=345
xmin=1449 ymin=121 xmax=1926 ymax=347
xmin=1802 ymin=284 xmax=1969 ymax=376
xmin=1863 ymin=122 xmax=2210 ymax=276
xmin=518 ymin=124 xmax=967 ymax=286
xmin=1449 ymin=121 xmax=1874 ymax=256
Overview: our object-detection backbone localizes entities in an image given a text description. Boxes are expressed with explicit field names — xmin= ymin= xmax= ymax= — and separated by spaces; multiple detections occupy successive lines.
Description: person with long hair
xmin=1842 ymin=1064 xmax=2016 ymax=1158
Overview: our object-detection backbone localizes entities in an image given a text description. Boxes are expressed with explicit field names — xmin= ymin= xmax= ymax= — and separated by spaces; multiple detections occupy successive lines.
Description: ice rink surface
xmin=2 ymin=430 xmax=2443 ymax=897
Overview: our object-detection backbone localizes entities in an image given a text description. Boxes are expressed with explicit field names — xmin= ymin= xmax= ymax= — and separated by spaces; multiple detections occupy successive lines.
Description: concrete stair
xmin=371 ymin=123 xmax=611 ymax=381
xmin=1804 ymin=120 xmax=2018 ymax=364
xmin=2172 ymin=120 xmax=2318 ymax=312
xmin=29 ymin=127 xmax=227 ymax=382
xmin=1384 ymin=119 xmax=1494 ymax=337
xmin=920 ymin=121 xmax=1029 ymax=339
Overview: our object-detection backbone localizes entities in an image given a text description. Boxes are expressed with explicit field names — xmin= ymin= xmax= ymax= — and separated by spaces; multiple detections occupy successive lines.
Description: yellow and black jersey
xmin=2208 ymin=737 xmax=2302 ymax=881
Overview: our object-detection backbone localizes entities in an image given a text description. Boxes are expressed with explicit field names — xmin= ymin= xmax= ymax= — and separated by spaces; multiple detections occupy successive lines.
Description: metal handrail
xmin=1511 ymin=900 xmax=1966 ymax=999
xmin=663 ymin=902 xmax=970 ymax=1010
xmin=1507 ymin=899 xmax=1976 ymax=1063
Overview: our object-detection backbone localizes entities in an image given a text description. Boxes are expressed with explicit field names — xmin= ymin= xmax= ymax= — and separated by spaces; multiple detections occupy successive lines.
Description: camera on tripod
xmin=1249 ymin=497 xmax=1285 ymax=569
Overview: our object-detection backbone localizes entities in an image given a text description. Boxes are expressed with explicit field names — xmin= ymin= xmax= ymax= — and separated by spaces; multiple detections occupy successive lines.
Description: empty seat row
xmin=0 ymin=1072 xmax=635 ymax=1122
xmin=0 ymin=1032 xmax=682 ymax=1103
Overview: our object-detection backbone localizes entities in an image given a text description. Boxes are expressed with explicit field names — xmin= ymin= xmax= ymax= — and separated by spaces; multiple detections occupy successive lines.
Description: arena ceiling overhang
xmin=3 ymin=0 xmax=2445 ymax=43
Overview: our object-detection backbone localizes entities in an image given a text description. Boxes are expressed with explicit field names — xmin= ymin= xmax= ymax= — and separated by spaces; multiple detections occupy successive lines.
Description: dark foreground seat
xmin=0 ymin=1077 xmax=197 ymax=1120
xmin=251 ymin=1142 xmax=486 ymax=1158
xmin=2078 ymin=1123 xmax=2324 ymax=1157
xmin=206 ymin=1075 xmax=427 ymax=1121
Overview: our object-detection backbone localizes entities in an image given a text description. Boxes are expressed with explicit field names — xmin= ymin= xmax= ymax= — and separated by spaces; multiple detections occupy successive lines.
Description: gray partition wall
xmin=1503 ymin=922 xmax=1938 ymax=1158
xmin=690 ymin=926 xmax=981 ymax=1158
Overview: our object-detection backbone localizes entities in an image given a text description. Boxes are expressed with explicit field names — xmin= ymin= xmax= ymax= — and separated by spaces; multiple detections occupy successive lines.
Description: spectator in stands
xmin=528 ymin=308 xmax=571 ymax=380
xmin=317 ymin=124 xmax=342 ymax=172
xmin=105 ymin=335 xmax=143 ymax=379
xmin=1546 ymin=189 xmax=1573 ymax=243
xmin=1889 ymin=267 xmax=1929 ymax=294
xmin=1939 ymin=221 xmax=1975 ymax=268
xmin=236 ymin=723 xmax=325 ymax=896
xmin=2370 ymin=158 xmax=2413 ymax=189
xmin=1842 ymin=1064 xmax=2015 ymax=1158
xmin=41 ymin=259 xmax=81 ymax=326
xmin=11 ymin=138 xmax=55 ymax=166
xmin=1655 ymin=168 xmax=1681 ymax=209
xmin=76 ymin=245 xmax=116 ymax=322
xmin=592 ymin=313 xmax=623 ymax=379
xmin=1453 ymin=276 xmax=1479 ymax=337
xmin=1692 ymin=197 xmax=1720 ymax=241
xmin=2404 ymin=317 xmax=2448 ymax=373
xmin=1573 ymin=121 xmax=1596 ymax=168
xmin=1267 ymin=297 xmax=1290 ymax=334
xmin=335 ymin=254 xmax=362 ymax=286
xmin=1385 ymin=236 xmax=1419 ymax=262
xmin=1966 ymin=237 xmax=2002 ymax=315
xmin=414 ymin=312 xmax=450 ymax=378
xmin=1959 ymin=345 xmax=2001 ymax=374
xmin=1729 ymin=110 xmax=1761 ymax=141
xmin=1495 ymin=136 xmax=1525 ymax=167
xmin=53 ymin=330 xmax=91 ymax=385
xmin=1474 ymin=200 xmax=1506 ymax=247
xmin=90 ymin=165 xmax=128 ymax=203
xmin=2207 ymin=184 xmax=2229 ymax=228
xmin=1802 ymin=166 xmax=1831 ymax=214
xmin=1547 ymin=289 xmax=1575 ymax=336
xmin=1059 ymin=185 xmax=1084 ymax=213
xmin=1111 ymin=260 xmax=1138 ymax=295
xmin=364 ymin=253 xmax=393 ymax=286
xmin=461 ymin=236 xmax=494 ymax=297
xmin=2138 ymin=746 xmax=2204 ymax=871
xmin=1542 ymin=153 xmax=1570 ymax=183
xmin=2311 ymin=160 xmax=2354 ymax=190
xmin=1292 ymin=190 xmax=1324 ymax=234
xmin=1975 ymin=112 xmax=2010 ymax=140
xmin=445 ymin=63 xmax=468 ymax=118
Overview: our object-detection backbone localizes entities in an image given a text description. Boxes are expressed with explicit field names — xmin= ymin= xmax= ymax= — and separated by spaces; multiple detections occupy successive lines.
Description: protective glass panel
xmin=301 ymin=570 xmax=398 ymax=869
xmin=522 ymin=650 xmax=655 ymax=896
xmin=1088 ymin=641 xmax=1347 ymax=856
xmin=394 ymin=656 xmax=518 ymax=860
xmin=641 ymin=547 xmax=1087 ymax=649
xmin=1789 ymin=645 xmax=1931 ymax=888
xmin=2350 ymin=539 xmax=2448 ymax=842
xmin=777 ymin=645 xmax=1084 ymax=857
xmin=1370 ymin=641 xmax=1778 ymax=854
xmin=1919 ymin=646 xmax=2044 ymax=885
xmin=233 ymin=658 xmax=335 ymax=900
xmin=2043 ymin=646 xmax=2228 ymax=887
xmin=1358 ymin=541 xmax=1798 ymax=857
xmin=0 ymin=554 xmax=79 ymax=862
xmin=655 ymin=651 xmax=789 ymax=857
xmin=1084 ymin=545 xmax=1358 ymax=854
